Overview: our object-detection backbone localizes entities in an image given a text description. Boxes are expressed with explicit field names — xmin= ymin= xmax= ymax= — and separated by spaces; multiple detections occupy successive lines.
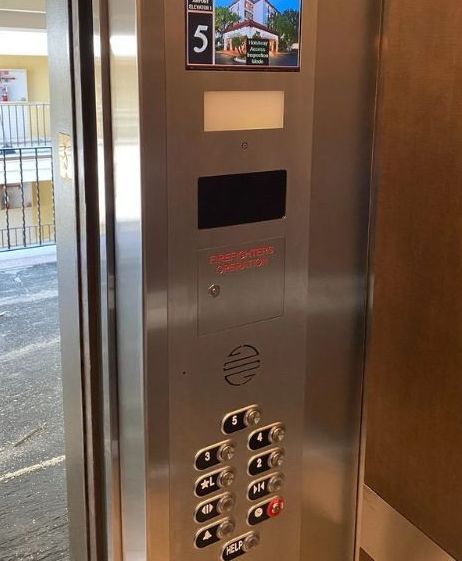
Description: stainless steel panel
xmin=106 ymin=0 xmax=147 ymax=559
xmin=198 ymin=238 xmax=285 ymax=335
xmin=303 ymin=1 xmax=382 ymax=560
xmin=46 ymin=2 xmax=88 ymax=560
xmin=361 ymin=486 xmax=456 ymax=561
xmin=105 ymin=0 xmax=380 ymax=560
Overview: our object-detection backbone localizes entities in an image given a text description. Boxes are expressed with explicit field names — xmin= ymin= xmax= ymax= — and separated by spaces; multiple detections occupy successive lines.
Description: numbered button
xmin=222 ymin=406 xmax=262 ymax=435
xmin=195 ymin=441 xmax=236 ymax=471
xmin=195 ymin=493 xmax=236 ymax=524
xmin=195 ymin=518 xmax=235 ymax=549
xmin=248 ymin=496 xmax=285 ymax=526
xmin=248 ymin=448 xmax=285 ymax=476
xmin=195 ymin=467 xmax=236 ymax=498
xmin=248 ymin=473 xmax=285 ymax=501
xmin=248 ymin=424 xmax=285 ymax=451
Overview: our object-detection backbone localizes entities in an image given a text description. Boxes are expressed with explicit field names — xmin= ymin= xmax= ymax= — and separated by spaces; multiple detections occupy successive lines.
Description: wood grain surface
xmin=365 ymin=1 xmax=462 ymax=559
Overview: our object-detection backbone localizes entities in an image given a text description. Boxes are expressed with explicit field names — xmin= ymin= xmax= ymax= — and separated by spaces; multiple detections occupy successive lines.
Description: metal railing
xmin=1 ymin=147 xmax=56 ymax=251
xmin=0 ymin=102 xmax=51 ymax=148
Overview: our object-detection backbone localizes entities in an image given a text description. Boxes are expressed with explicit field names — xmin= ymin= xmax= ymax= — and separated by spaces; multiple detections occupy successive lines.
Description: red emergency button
xmin=267 ymin=496 xmax=285 ymax=518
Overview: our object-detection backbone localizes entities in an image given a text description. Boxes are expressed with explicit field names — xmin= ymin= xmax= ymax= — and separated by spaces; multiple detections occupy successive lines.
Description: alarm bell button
xmin=217 ymin=519 xmax=236 ymax=539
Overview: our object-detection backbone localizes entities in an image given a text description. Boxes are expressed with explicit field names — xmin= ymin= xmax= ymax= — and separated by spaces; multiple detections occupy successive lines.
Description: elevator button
xmin=217 ymin=519 xmax=236 ymax=539
xmin=218 ymin=443 xmax=236 ymax=463
xmin=195 ymin=493 xmax=235 ymax=524
xmin=195 ymin=518 xmax=234 ymax=549
xmin=195 ymin=467 xmax=235 ymax=497
xmin=217 ymin=493 xmax=236 ymax=514
xmin=195 ymin=440 xmax=235 ymax=471
xmin=222 ymin=405 xmax=262 ymax=435
xmin=248 ymin=448 xmax=284 ymax=476
xmin=222 ymin=532 xmax=260 ymax=561
xmin=248 ymin=423 xmax=285 ymax=450
xmin=247 ymin=496 xmax=284 ymax=526
xmin=217 ymin=467 xmax=235 ymax=489
xmin=268 ymin=449 xmax=285 ymax=469
xmin=267 ymin=496 xmax=285 ymax=518
xmin=244 ymin=407 xmax=262 ymax=427
xmin=247 ymin=472 xmax=284 ymax=501
xmin=267 ymin=473 xmax=285 ymax=494
xmin=269 ymin=424 xmax=286 ymax=444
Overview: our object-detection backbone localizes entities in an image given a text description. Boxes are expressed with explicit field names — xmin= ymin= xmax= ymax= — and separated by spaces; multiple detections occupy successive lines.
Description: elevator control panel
xmin=191 ymin=406 xmax=288 ymax=558
xmin=164 ymin=2 xmax=314 ymax=560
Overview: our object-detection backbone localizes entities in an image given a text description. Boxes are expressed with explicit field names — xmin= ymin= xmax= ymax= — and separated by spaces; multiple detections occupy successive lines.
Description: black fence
xmin=1 ymin=147 xmax=56 ymax=251
xmin=0 ymin=103 xmax=51 ymax=149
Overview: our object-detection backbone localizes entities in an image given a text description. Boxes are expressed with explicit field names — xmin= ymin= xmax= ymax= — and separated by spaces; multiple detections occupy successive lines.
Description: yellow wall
xmin=0 ymin=55 xmax=49 ymax=101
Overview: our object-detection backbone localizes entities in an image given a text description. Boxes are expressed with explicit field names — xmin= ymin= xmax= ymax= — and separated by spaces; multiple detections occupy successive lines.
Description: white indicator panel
xmin=204 ymin=91 xmax=285 ymax=132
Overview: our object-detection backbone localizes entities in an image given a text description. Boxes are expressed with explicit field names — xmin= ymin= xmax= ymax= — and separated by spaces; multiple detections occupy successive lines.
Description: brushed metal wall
xmin=365 ymin=1 xmax=462 ymax=559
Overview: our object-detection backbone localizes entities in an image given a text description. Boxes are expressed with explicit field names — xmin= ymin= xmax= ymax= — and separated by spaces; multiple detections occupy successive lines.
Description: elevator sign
xmin=186 ymin=0 xmax=302 ymax=70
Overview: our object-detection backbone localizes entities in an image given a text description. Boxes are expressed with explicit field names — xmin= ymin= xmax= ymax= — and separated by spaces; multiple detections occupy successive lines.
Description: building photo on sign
xmin=187 ymin=0 xmax=302 ymax=69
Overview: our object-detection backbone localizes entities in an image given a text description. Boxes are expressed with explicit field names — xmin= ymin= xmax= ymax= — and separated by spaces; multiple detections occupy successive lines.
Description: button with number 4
xmin=248 ymin=423 xmax=285 ymax=451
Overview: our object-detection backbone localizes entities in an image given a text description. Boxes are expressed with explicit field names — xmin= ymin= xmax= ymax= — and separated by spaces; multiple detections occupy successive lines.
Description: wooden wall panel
xmin=365 ymin=0 xmax=462 ymax=559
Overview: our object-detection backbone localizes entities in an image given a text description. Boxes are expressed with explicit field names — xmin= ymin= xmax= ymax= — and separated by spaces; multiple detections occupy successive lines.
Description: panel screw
xmin=208 ymin=284 xmax=221 ymax=298
xmin=241 ymin=141 xmax=249 ymax=150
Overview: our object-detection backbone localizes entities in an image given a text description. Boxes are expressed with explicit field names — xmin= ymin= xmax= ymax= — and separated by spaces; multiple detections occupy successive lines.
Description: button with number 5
xmin=222 ymin=405 xmax=262 ymax=435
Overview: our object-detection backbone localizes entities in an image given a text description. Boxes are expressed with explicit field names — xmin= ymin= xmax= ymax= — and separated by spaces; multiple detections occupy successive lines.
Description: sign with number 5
xmin=186 ymin=0 xmax=302 ymax=71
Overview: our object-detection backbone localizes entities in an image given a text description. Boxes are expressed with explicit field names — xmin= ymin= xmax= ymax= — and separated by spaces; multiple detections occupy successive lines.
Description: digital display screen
xmin=186 ymin=0 xmax=302 ymax=71
xmin=198 ymin=170 xmax=287 ymax=229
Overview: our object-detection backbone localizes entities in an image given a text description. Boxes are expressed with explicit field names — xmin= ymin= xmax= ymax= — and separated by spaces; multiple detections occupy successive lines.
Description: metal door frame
xmin=46 ymin=0 xmax=114 ymax=559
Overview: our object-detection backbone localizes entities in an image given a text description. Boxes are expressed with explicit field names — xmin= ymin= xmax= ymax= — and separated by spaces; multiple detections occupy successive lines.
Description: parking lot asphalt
xmin=0 ymin=257 xmax=69 ymax=561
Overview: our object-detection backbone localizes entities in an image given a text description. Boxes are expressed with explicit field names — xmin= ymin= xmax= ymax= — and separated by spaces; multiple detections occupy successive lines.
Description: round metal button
xmin=243 ymin=532 xmax=260 ymax=553
xmin=269 ymin=425 xmax=286 ymax=444
xmin=217 ymin=519 xmax=235 ymax=539
xmin=217 ymin=493 xmax=236 ymax=514
xmin=268 ymin=449 xmax=285 ymax=469
xmin=218 ymin=468 xmax=235 ymax=489
xmin=218 ymin=443 xmax=236 ymax=463
xmin=267 ymin=473 xmax=285 ymax=493
xmin=244 ymin=407 xmax=262 ymax=427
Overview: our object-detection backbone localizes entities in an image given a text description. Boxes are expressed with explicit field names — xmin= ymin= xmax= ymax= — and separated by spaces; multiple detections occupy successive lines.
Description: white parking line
xmin=0 ymin=455 xmax=65 ymax=483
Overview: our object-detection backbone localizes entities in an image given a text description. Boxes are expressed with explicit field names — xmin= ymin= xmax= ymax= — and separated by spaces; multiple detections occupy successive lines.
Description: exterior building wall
xmin=0 ymin=55 xmax=49 ymax=102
